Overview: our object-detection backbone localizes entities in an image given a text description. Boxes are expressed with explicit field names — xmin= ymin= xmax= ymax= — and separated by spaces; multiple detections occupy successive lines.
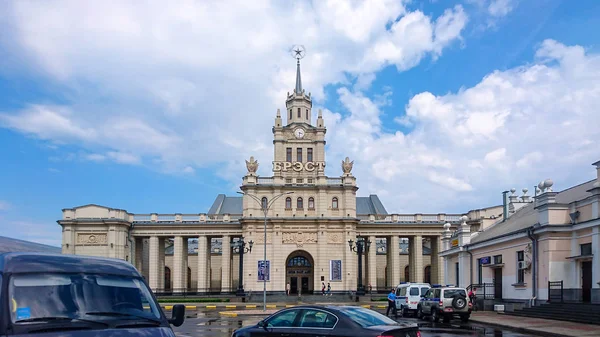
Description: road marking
xmin=226 ymin=305 xmax=237 ymax=309
xmin=246 ymin=305 xmax=257 ymax=308
xmin=376 ymin=305 xmax=386 ymax=309
xmin=185 ymin=305 xmax=197 ymax=309
xmin=206 ymin=305 xmax=217 ymax=309
xmin=266 ymin=304 xmax=277 ymax=308
xmin=164 ymin=305 xmax=173 ymax=310
xmin=285 ymin=305 xmax=295 ymax=308
xmin=361 ymin=305 xmax=371 ymax=308
xmin=219 ymin=311 xmax=238 ymax=317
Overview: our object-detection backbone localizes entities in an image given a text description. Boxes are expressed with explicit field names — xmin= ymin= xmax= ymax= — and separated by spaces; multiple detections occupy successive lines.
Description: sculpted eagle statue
xmin=341 ymin=157 xmax=354 ymax=174
xmin=245 ymin=156 xmax=259 ymax=174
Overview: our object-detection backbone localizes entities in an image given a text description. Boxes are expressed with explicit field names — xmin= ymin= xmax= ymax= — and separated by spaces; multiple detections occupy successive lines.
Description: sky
xmin=1 ymin=0 xmax=600 ymax=247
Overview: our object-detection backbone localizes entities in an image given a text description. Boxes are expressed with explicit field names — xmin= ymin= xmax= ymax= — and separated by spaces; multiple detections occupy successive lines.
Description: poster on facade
xmin=258 ymin=260 xmax=270 ymax=281
xmin=329 ymin=260 xmax=342 ymax=281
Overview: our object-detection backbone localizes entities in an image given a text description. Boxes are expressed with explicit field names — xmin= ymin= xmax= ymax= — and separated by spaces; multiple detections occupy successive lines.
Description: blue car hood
xmin=16 ymin=327 xmax=175 ymax=337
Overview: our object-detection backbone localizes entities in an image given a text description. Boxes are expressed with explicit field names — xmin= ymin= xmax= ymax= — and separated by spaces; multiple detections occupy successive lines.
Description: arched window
xmin=287 ymin=256 xmax=312 ymax=267
xmin=332 ymin=197 xmax=339 ymax=209
xmin=404 ymin=265 xmax=409 ymax=282
xmin=285 ymin=197 xmax=292 ymax=209
xmin=308 ymin=197 xmax=315 ymax=209
xmin=424 ymin=265 xmax=431 ymax=284
xmin=261 ymin=197 xmax=268 ymax=209
xmin=297 ymin=197 xmax=303 ymax=209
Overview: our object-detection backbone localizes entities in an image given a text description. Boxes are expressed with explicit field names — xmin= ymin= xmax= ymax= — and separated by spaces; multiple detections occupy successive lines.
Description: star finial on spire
xmin=290 ymin=45 xmax=306 ymax=94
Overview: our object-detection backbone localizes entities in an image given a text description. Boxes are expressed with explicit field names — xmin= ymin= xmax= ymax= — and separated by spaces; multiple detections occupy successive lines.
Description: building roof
xmin=207 ymin=193 xmax=388 ymax=216
xmin=0 ymin=236 xmax=61 ymax=254
xmin=208 ymin=194 xmax=243 ymax=215
xmin=470 ymin=179 xmax=597 ymax=244
xmin=356 ymin=195 xmax=388 ymax=215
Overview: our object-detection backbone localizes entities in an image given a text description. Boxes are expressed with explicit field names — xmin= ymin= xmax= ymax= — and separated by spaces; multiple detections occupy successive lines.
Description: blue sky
xmin=1 ymin=0 xmax=600 ymax=246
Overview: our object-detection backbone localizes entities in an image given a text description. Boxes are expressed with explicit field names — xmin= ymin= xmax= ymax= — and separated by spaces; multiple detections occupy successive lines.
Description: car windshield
xmin=339 ymin=306 xmax=397 ymax=327
xmin=8 ymin=273 xmax=161 ymax=324
xmin=444 ymin=289 xmax=467 ymax=298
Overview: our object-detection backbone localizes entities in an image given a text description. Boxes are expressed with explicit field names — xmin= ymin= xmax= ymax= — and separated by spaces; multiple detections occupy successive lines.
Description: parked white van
xmin=394 ymin=283 xmax=431 ymax=317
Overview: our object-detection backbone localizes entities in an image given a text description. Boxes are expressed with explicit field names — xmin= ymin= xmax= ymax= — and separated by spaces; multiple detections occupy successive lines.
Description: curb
xmin=160 ymin=303 xmax=388 ymax=310
xmin=469 ymin=317 xmax=571 ymax=337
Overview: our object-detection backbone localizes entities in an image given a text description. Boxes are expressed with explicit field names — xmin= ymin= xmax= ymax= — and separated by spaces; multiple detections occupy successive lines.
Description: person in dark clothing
xmin=386 ymin=289 xmax=396 ymax=316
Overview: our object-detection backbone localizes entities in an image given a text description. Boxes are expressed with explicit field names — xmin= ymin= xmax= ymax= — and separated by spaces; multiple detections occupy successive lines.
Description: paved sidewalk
xmin=470 ymin=311 xmax=600 ymax=337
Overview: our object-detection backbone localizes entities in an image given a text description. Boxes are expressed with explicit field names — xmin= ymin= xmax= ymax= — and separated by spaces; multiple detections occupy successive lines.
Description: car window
xmin=339 ymin=307 xmax=397 ymax=328
xmin=298 ymin=309 xmax=337 ymax=328
xmin=424 ymin=289 xmax=433 ymax=298
xmin=9 ymin=273 xmax=161 ymax=324
xmin=400 ymin=287 xmax=406 ymax=296
xmin=409 ymin=287 xmax=419 ymax=296
xmin=434 ymin=289 xmax=441 ymax=298
xmin=267 ymin=309 xmax=299 ymax=327
xmin=444 ymin=289 xmax=467 ymax=298
xmin=421 ymin=287 xmax=429 ymax=296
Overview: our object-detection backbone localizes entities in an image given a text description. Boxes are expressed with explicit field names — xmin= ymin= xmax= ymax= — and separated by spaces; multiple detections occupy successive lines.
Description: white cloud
xmin=322 ymin=39 xmax=600 ymax=212
xmin=488 ymin=0 xmax=515 ymax=17
xmin=107 ymin=151 xmax=141 ymax=165
xmin=0 ymin=0 xmax=467 ymax=177
xmin=182 ymin=166 xmax=195 ymax=174
xmin=85 ymin=153 xmax=106 ymax=162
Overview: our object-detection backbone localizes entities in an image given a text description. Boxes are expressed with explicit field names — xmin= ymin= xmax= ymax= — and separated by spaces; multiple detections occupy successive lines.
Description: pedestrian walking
xmin=286 ymin=282 xmax=290 ymax=296
xmin=386 ymin=288 xmax=396 ymax=316
xmin=326 ymin=282 xmax=332 ymax=296
xmin=322 ymin=282 xmax=326 ymax=296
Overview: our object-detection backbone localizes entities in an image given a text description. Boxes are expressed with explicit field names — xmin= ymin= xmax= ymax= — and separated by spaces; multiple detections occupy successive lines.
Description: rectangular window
xmin=307 ymin=178 xmax=313 ymax=184
xmin=289 ymin=109 xmax=292 ymax=120
xmin=517 ymin=251 xmax=525 ymax=284
xmin=307 ymin=148 xmax=313 ymax=162
xmin=286 ymin=148 xmax=292 ymax=162
xmin=581 ymin=243 xmax=592 ymax=256
xmin=306 ymin=109 xmax=309 ymax=120
xmin=297 ymin=148 xmax=302 ymax=162
xmin=297 ymin=108 xmax=301 ymax=118
xmin=296 ymin=178 xmax=303 ymax=184
xmin=285 ymin=178 xmax=292 ymax=184
xmin=493 ymin=255 xmax=502 ymax=264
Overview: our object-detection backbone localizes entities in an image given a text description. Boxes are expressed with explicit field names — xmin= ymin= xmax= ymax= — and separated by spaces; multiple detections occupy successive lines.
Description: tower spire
xmin=295 ymin=58 xmax=302 ymax=94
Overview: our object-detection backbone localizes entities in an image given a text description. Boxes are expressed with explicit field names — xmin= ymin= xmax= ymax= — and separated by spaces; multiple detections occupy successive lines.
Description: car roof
xmin=0 ymin=252 xmax=140 ymax=277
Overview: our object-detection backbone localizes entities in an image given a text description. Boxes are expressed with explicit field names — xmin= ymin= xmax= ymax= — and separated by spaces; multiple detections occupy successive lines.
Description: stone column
xmin=389 ymin=236 xmax=400 ymax=287
xmin=222 ymin=235 xmax=231 ymax=292
xmin=409 ymin=236 xmax=424 ymax=282
xmin=430 ymin=236 xmax=443 ymax=285
xmin=148 ymin=236 xmax=159 ymax=290
xmin=367 ymin=236 xmax=377 ymax=291
xmin=173 ymin=236 xmax=185 ymax=292
xmin=134 ymin=237 xmax=144 ymax=273
xmin=158 ymin=237 xmax=165 ymax=290
xmin=182 ymin=238 xmax=188 ymax=290
xmin=197 ymin=236 xmax=208 ymax=293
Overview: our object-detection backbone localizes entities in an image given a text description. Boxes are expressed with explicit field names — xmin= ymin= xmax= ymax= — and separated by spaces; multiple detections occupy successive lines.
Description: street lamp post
xmin=231 ymin=237 xmax=253 ymax=297
xmin=238 ymin=190 xmax=294 ymax=311
xmin=348 ymin=237 xmax=371 ymax=297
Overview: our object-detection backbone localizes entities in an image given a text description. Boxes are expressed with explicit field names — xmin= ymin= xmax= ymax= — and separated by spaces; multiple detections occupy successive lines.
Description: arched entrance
xmin=286 ymin=250 xmax=314 ymax=295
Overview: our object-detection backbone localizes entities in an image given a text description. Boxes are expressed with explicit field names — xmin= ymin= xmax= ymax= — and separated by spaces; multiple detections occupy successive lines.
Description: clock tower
xmin=273 ymin=48 xmax=326 ymax=180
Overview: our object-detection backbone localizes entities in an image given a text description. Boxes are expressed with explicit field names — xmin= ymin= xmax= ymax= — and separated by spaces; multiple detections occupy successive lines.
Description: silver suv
xmin=416 ymin=286 xmax=471 ymax=323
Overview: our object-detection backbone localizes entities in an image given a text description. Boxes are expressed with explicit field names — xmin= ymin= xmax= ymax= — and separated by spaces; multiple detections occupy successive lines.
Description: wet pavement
xmin=171 ymin=308 xmax=539 ymax=337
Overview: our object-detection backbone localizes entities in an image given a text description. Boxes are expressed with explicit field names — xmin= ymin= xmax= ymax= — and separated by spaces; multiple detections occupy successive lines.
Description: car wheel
xmin=431 ymin=309 xmax=440 ymax=323
xmin=417 ymin=307 xmax=424 ymax=320
xmin=403 ymin=307 xmax=409 ymax=317
xmin=452 ymin=296 xmax=467 ymax=310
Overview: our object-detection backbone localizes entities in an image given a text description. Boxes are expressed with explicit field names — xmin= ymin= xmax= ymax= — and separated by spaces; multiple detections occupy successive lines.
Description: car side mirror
xmin=420 ymin=295 xmax=425 ymax=298
xmin=168 ymin=304 xmax=185 ymax=327
xmin=257 ymin=320 xmax=267 ymax=329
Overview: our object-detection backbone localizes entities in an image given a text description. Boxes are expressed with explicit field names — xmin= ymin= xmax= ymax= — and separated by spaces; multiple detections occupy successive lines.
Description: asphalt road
xmin=171 ymin=308 xmax=538 ymax=337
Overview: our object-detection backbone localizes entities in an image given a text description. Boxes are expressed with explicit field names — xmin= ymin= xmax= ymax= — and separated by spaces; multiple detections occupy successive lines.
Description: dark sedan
xmin=231 ymin=305 xmax=420 ymax=337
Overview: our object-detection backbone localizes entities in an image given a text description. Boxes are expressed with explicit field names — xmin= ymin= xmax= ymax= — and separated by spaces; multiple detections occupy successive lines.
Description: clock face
xmin=294 ymin=128 xmax=305 ymax=139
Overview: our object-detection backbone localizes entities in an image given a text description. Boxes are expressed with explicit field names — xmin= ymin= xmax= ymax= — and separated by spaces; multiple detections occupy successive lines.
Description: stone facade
xmin=56 ymin=59 xmax=493 ymax=294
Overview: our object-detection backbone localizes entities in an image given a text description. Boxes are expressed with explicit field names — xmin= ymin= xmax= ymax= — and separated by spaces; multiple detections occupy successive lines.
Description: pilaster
xmin=158 ymin=237 xmax=165 ymax=290
xmin=430 ymin=236 xmax=443 ymax=285
xmin=389 ymin=236 xmax=400 ymax=287
xmin=592 ymin=226 xmax=600 ymax=298
xmin=134 ymin=237 xmax=144 ymax=273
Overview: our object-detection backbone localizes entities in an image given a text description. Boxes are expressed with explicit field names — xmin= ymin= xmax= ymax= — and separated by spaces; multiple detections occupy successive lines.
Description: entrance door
xmin=493 ymin=268 xmax=503 ymax=299
xmin=582 ymin=261 xmax=592 ymax=303
xmin=301 ymin=277 xmax=309 ymax=294
xmin=290 ymin=277 xmax=298 ymax=294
